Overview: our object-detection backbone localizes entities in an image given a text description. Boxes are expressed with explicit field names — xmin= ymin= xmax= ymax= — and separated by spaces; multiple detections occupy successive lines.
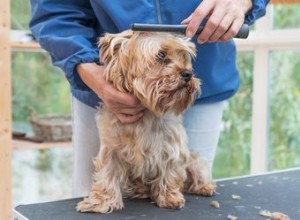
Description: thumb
xmin=181 ymin=14 xmax=192 ymax=24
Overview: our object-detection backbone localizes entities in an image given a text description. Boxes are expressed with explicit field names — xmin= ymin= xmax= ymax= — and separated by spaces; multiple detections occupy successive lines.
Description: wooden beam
xmin=271 ymin=0 xmax=300 ymax=3
xmin=13 ymin=140 xmax=71 ymax=151
xmin=10 ymin=30 xmax=41 ymax=51
xmin=0 ymin=0 xmax=12 ymax=219
xmin=11 ymin=42 xmax=41 ymax=51
xmin=235 ymin=29 xmax=300 ymax=51
xmin=249 ymin=7 xmax=273 ymax=174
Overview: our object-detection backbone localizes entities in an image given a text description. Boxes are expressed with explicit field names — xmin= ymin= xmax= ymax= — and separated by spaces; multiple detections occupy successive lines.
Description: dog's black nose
xmin=181 ymin=71 xmax=193 ymax=83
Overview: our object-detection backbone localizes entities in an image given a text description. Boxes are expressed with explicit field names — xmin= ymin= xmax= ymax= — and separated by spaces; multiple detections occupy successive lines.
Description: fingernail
xmin=186 ymin=31 xmax=193 ymax=38
xmin=197 ymin=39 xmax=206 ymax=44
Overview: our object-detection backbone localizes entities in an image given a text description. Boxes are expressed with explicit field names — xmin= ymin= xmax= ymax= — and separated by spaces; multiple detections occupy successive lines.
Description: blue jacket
xmin=30 ymin=0 xmax=269 ymax=108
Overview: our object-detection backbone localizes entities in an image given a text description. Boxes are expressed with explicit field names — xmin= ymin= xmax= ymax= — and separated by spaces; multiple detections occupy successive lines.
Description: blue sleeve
xmin=29 ymin=0 xmax=101 ymax=90
xmin=245 ymin=0 xmax=270 ymax=25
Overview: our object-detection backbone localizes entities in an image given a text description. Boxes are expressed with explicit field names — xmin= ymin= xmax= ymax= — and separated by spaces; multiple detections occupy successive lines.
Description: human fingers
xmin=181 ymin=14 xmax=192 ymax=25
xmin=208 ymin=13 xmax=234 ymax=42
xmin=113 ymin=105 xmax=145 ymax=117
xmin=183 ymin=0 xmax=252 ymax=43
xmin=206 ymin=0 xmax=250 ymax=42
xmin=183 ymin=0 xmax=214 ymax=38
xmin=101 ymin=83 xmax=145 ymax=118
xmin=115 ymin=112 xmax=144 ymax=124
xmin=219 ymin=18 xmax=244 ymax=42
xmin=112 ymin=90 xmax=143 ymax=110
xmin=196 ymin=2 xmax=226 ymax=43
xmin=76 ymin=63 xmax=144 ymax=124
xmin=103 ymin=86 xmax=144 ymax=111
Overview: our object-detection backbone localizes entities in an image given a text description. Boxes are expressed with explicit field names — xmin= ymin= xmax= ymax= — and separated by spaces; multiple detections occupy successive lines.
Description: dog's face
xmin=99 ymin=30 xmax=200 ymax=116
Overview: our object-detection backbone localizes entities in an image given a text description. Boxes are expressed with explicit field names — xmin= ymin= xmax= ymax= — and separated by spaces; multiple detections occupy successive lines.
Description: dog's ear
xmin=98 ymin=30 xmax=133 ymax=65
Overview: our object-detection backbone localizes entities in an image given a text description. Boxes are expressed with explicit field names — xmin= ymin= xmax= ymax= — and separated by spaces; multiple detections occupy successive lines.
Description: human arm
xmin=76 ymin=63 xmax=144 ymax=124
xmin=182 ymin=0 xmax=269 ymax=43
xmin=30 ymin=0 xmax=144 ymax=123
xmin=29 ymin=0 xmax=100 ymax=88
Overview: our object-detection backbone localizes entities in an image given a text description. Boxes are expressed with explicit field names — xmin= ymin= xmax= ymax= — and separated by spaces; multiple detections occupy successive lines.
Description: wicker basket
xmin=29 ymin=112 xmax=72 ymax=142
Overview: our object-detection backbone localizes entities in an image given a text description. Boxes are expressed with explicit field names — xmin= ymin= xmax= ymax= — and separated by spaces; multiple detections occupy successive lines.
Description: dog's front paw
xmin=185 ymin=180 xmax=216 ymax=197
xmin=197 ymin=182 xmax=216 ymax=197
xmin=155 ymin=191 xmax=185 ymax=209
xmin=76 ymin=197 xmax=123 ymax=213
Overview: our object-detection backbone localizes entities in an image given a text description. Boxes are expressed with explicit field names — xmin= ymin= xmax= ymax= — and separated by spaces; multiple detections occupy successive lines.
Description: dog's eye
xmin=156 ymin=51 xmax=167 ymax=62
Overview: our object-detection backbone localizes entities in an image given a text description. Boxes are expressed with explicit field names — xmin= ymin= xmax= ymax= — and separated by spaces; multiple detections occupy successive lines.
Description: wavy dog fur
xmin=77 ymin=30 xmax=216 ymax=213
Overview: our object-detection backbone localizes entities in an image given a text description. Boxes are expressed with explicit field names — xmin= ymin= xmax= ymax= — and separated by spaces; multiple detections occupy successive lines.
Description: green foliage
xmin=213 ymin=5 xmax=300 ymax=178
xmin=268 ymin=52 xmax=300 ymax=170
xmin=10 ymin=1 xmax=70 ymax=125
xmin=11 ymin=0 xmax=31 ymax=30
xmin=213 ymin=52 xmax=254 ymax=178
xmin=12 ymin=52 xmax=71 ymax=122
xmin=273 ymin=5 xmax=300 ymax=29
xmin=214 ymin=51 xmax=300 ymax=178
xmin=35 ymin=149 xmax=54 ymax=171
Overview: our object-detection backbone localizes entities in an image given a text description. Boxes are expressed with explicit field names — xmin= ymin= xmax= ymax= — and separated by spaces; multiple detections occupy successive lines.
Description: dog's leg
xmin=151 ymin=167 xmax=186 ymax=209
xmin=76 ymin=181 xmax=123 ymax=213
xmin=128 ymin=178 xmax=151 ymax=199
xmin=76 ymin=150 xmax=125 ymax=213
xmin=184 ymin=153 xmax=216 ymax=196
xmin=155 ymin=188 xmax=185 ymax=209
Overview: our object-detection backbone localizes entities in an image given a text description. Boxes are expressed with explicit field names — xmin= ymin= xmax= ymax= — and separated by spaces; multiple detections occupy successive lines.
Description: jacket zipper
xmin=154 ymin=0 xmax=163 ymax=23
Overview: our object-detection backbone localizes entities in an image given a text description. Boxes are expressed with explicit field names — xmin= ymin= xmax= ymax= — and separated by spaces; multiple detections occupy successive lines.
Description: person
xmin=29 ymin=0 xmax=269 ymax=197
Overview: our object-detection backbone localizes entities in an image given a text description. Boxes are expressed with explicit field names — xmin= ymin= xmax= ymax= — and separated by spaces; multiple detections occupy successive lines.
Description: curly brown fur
xmin=76 ymin=30 xmax=216 ymax=213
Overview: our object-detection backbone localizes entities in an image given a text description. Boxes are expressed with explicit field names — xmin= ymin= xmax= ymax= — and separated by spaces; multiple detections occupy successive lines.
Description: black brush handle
xmin=131 ymin=23 xmax=249 ymax=39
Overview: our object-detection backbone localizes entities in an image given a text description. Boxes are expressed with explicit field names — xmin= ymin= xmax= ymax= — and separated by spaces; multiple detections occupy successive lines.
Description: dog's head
xmin=99 ymin=30 xmax=201 ymax=116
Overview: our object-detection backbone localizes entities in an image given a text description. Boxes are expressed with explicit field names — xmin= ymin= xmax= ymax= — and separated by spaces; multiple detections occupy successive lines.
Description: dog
xmin=76 ymin=30 xmax=216 ymax=213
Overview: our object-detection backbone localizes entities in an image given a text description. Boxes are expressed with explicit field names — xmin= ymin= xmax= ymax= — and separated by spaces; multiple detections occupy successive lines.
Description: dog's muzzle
xmin=181 ymin=70 xmax=193 ymax=83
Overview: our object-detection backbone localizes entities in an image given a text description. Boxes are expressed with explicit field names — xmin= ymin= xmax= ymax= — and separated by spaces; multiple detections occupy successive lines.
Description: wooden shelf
xmin=271 ymin=0 xmax=300 ymax=3
xmin=13 ymin=140 xmax=72 ymax=151
xmin=10 ymin=29 xmax=41 ymax=51
xmin=10 ymin=41 xmax=40 ymax=50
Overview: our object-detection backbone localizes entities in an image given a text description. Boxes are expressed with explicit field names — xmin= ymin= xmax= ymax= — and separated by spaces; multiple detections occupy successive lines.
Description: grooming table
xmin=13 ymin=168 xmax=300 ymax=220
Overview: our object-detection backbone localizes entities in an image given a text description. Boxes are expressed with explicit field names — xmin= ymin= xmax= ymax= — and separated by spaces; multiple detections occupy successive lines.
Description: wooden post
xmin=0 ymin=0 xmax=12 ymax=219
xmin=271 ymin=0 xmax=300 ymax=3
xmin=250 ymin=6 xmax=272 ymax=174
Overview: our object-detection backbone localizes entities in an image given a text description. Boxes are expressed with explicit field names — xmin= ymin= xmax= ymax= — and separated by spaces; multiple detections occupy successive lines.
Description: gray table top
xmin=14 ymin=168 xmax=300 ymax=220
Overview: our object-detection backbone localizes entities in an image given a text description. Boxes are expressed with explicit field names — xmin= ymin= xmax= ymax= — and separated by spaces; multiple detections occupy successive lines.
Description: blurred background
xmin=9 ymin=1 xmax=300 ymax=207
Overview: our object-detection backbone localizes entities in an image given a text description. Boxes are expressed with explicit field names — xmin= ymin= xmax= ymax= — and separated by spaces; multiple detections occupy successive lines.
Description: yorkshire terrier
xmin=76 ymin=30 xmax=216 ymax=213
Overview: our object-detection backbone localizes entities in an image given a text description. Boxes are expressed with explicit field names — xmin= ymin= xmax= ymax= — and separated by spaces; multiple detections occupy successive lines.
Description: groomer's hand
xmin=77 ymin=62 xmax=145 ymax=124
xmin=182 ymin=0 xmax=252 ymax=43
